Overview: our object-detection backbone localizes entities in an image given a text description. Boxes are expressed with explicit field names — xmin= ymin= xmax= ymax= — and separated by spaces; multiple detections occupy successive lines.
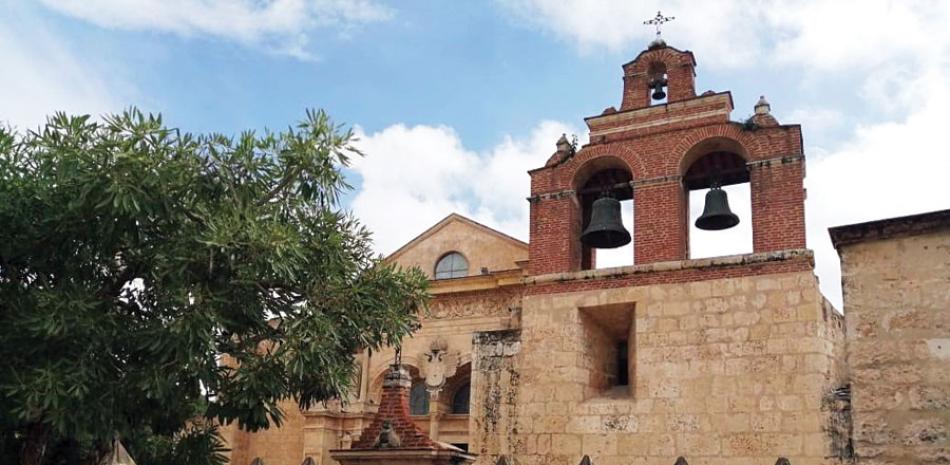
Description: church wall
xmin=514 ymin=264 xmax=846 ymax=465
xmin=389 ymin=220 xmax=527 ymax=279
xmin=471 ymin=329 xmax=523 ymax=465
xmin=837 ymin=228 xmax=950 ymax=465
xmin=220 ymin=397 xmax=307 ymax=465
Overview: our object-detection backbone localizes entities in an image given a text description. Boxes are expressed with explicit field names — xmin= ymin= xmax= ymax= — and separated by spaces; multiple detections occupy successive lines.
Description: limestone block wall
xmin=515 ymin=268 xmax=846 ymax=465
xmin=221 ymin=397 xmax=306 ymax=465
xmin=837 ymin=229 xmax=950 ymax=465
xmin=471 ymin=329 xmax=523 ymax=465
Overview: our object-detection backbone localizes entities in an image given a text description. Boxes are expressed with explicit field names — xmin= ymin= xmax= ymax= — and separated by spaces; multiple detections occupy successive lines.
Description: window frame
xmin=434 ymin=251 xmax=469 ymax=280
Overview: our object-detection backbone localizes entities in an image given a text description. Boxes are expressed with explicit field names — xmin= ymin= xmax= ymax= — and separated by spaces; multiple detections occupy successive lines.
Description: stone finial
xmin=372 ymin=421 xmax=402 ymax=449
xmin=673 ymin=457 xmax=689 ymax=465
xmin=383 ymin=363 xmax=411 ymax=389
xmin=301 ymin=458 xmax=316 ymax=465
xmin=495 ymin=455 xmax=514 ymax=465
xmin=750 ymin=95 xmax=779 ymax=127
xmin=775 ymin=459 xmax=792 ymax=465
xmin=578 ymin=456 xmax=593 ymax=465
xmin=556 ymin=133 xmax=572 ymax=153
xmin=754 ymin=95 xmax=771 ymax=115
xmin=648 ymin=36 xmax=667 ymax=50
xmin=546 ymin=133 xmax=575 ymax=167
xmin=249 ymin=459 xmax=264 ymax=465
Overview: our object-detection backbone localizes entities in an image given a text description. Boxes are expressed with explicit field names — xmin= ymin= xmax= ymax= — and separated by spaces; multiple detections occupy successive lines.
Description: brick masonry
xmin=528 ymin=45 xmax=805 ymax=275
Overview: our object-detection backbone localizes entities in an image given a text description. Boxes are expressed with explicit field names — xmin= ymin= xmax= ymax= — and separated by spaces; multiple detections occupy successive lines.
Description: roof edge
xmin=829 ymin=208 xmax=950 ymax=249
xmin=385 ymin=213 xmax=528 ymax=262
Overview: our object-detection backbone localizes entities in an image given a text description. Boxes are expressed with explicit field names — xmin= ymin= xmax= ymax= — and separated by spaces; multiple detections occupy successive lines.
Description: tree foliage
xmin=0 ymin=109 xmax=428 ymax=464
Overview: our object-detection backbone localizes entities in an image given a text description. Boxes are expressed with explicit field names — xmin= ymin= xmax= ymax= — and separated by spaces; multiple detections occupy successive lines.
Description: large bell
xmin=581 ymin=196 xmax=631 ymax=249
xmin=695 ymin=186 xmax=740 ymax=230
xmin=650 ymin=79 xmax=667 ymax=100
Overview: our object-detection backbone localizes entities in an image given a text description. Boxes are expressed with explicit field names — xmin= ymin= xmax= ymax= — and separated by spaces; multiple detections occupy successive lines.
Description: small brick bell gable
xmin=350 ymin=364 xmax=440 ymax=450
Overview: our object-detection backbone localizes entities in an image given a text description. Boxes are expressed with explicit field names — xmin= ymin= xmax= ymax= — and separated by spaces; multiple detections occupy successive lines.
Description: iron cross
xmin=644 ymin=11 xmax=675 ymax=38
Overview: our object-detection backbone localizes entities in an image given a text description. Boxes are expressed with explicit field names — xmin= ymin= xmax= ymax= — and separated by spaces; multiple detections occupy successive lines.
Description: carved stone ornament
xmin=420 ymin=337 xmax=459 ymax=392
xmin=428 ymin=288 xmax=521 ymax=319
xmin=372 ymin=421 xmax=401 ymax=449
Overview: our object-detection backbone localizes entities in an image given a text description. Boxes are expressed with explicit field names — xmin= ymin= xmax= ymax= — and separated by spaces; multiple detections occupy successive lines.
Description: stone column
xmin=428 ymin=390 xmax=441 ymax=441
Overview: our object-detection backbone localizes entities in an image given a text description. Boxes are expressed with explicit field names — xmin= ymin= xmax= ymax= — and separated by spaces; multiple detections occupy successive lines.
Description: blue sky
xmin=3 ymin=0 xmax=950 ymax=307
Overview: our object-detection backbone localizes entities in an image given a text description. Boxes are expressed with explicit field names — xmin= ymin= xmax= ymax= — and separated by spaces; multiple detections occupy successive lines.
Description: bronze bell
xmin=695 ymin=185 xmax=740 ymax=230
xmin=581 ymin=196 xmax=631 ymax=249
xmin=650 ymin=78 xmax=667 ymax=100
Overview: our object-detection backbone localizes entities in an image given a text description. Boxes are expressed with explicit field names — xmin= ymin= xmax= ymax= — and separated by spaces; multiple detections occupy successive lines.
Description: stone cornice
xmin=829 ymin=209 xmax=950 ymax=249
xmin=524 ymin=249 xmax=814 ymax=286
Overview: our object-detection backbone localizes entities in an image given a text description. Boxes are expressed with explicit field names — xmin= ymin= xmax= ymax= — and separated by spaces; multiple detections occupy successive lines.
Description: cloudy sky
xmin=3 ymin=0 xmax=949 ymax=307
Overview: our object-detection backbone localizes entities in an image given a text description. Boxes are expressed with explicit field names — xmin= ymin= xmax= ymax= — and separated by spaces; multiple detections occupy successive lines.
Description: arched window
xmin=434 ymin=252 xmax=468 ymax=279
xmin=409 ymin=380 xmax=429 ymax=415
xmin=451 ymin=382 xmax=470 ymax=414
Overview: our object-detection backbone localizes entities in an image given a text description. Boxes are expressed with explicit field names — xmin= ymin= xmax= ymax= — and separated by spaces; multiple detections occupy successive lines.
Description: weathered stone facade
xmin=221 ymin=39 xmax=949 ymax=465
xmin=831 ymin=210 xmax=950 ymax=465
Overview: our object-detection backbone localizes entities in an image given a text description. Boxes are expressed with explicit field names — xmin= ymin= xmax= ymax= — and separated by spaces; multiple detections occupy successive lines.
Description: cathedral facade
xmin=222 ymin=40 xmax=950 ymax=465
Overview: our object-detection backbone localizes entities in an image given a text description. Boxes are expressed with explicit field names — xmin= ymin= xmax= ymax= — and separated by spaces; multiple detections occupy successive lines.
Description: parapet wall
xmin=514 ymin=253 xmax=847 ymax=465
xmin=833 ymin=216 xmax=950 ymax=465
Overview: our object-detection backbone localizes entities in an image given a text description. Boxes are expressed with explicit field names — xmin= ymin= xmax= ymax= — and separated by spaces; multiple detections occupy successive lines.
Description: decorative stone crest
xmin=420 ymin=337 xmax=459 ymax=393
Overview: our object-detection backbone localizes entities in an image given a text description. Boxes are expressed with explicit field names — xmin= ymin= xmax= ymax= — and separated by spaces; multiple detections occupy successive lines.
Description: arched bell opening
xmin=681 ymin=138 xmax=752 ymax=259
xmin=647 ymin=61 xmax=669 ymax=105
xmin=573 ymin=158 xmax=634 ymax=270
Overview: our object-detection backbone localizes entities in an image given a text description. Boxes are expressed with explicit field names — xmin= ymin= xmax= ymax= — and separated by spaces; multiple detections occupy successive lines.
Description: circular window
xmin=434 ymin=252 xmax=468 ymax=279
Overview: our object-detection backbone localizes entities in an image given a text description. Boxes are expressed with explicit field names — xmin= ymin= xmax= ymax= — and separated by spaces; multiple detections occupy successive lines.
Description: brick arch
xmin=570 ymin=155 xmax=634 ymax=193
xmin=625 ymin=47 xmax=695 ymax=74
xmin=564 ymin=143 xmax=647 ymax=188
xmin=678 ymin=136 xmax=752 ymax=177
xmin=368 ymin=356 xmax=423 ymax=400
xmin=671 ymin=124 xmax=755 ymax=173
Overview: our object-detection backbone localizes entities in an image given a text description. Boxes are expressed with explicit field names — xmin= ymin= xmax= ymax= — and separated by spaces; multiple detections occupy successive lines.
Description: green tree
xmin=0 ymin=110 xmax=428 ymax=465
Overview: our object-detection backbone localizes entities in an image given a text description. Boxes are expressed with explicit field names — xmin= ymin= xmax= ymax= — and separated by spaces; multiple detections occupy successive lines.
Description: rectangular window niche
xmin=578 ymin=303 xmax=636 ymax=399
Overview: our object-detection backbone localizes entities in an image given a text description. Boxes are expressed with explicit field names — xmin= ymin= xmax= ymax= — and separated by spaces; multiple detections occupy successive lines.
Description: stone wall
xmin=221 ymin=397 xmax=306 ymax=465
xmin=515 ymin=263 xmax=846 ymax=465
xmin=836 ymin=226 xmax=950 ymax=465
xmin=387 ymin=215 xmax=528 ymax=279
xmin=471 ymin=330 xmax=523 ymax=465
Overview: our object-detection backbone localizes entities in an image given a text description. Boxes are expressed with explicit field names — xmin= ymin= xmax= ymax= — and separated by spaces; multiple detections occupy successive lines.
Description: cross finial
xmin=644 ymin=11 xmax=675 ymax=38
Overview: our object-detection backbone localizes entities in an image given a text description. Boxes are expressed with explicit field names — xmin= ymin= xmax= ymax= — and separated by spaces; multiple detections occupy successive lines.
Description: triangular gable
xmin=385 ymin=213 xmax=528 ymax=278
xmin=386 ymin=213 xmax=527 ymax=263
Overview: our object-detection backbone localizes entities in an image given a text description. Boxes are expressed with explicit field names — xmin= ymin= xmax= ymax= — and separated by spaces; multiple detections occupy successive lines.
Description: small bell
xmin=581 ymin=195 xmax=631 ymax=249
xmin=650 ymin=78 xmax=667 ymax=100
xmin=695 ymin=185 xmax=740 ymax=231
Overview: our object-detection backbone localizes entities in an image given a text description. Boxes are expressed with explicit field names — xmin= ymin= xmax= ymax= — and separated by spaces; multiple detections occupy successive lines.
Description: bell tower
xmin=526 ymin=35 xmax=805 ymax=275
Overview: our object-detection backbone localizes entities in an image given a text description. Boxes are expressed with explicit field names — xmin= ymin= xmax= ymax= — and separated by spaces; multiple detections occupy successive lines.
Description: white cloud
xmin=497 ymin=0 xmax=762 ymax=68
xmin=806 ymin=76 xmax=950 ymax=308
xmin=355 ymin=79 xmax=949 ymax=307
xmin=350 ymin=121 xmax=581 ymax=256
xmin=39 ymin=0 xmax=392 ymax=58
xmin=0 ymin=2 xmax=129 ymax=130
xmin=496 ymin=0 xmax=950 ymax=74
xmin=492 ymin=0 xmax=950 ymax=308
